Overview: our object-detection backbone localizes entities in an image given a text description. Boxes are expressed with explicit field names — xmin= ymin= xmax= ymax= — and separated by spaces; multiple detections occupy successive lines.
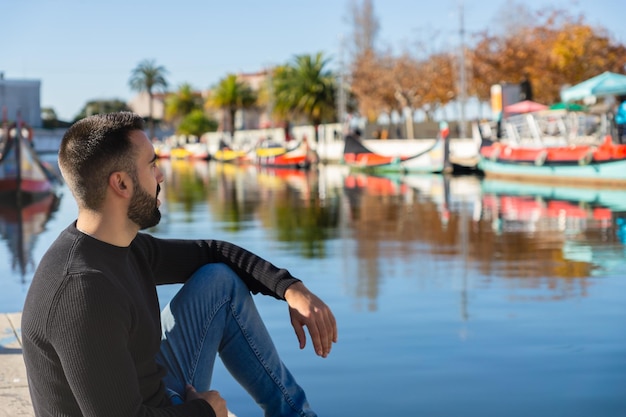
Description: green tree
xmin=272 ymin=52 xmax=337 ymax=142
xmin=206 ymin=74 xmax=257 ymax=139
xmin=74 ymin=99 xmax=132 ymax=121
xmin=41 ymin=107 xmax=68 ymax=128
xmin=41 ymin=107 xmax=57 ymax=122
xmin=164 ymin=83 xmax=204 ymax=124
xmin=177 ymin=109 xmax=218 ymax=137
xmin=129 ymin=59 xmax=168 ymax=138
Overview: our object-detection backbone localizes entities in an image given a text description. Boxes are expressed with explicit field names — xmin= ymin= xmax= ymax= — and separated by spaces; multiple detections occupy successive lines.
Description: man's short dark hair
xmin=59 ymin=112 xmax=145 ymax=210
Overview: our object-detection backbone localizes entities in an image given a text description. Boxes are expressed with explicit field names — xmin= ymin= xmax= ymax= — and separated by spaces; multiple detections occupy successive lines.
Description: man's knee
xmin=187 ymin=263 xmax=246 ymax=294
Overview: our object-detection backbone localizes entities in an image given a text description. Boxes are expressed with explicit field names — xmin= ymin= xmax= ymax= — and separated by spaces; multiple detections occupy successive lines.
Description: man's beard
xmin=128 ymin=182 xmax=161 ymax=230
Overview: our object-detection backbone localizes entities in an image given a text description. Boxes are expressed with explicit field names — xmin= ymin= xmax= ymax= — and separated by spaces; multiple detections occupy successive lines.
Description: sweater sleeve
xmin=137 ymin=234 xmax=301 ymax=299
xmin=47 ymin=272 xmax=215 ymax=417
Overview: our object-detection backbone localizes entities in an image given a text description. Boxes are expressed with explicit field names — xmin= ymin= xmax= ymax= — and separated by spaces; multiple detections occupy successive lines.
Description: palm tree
xmin=164 ymin=83 xmax=203 ymax=124
xmin=272 ymin=52 xmax=337 ymax=142
xmin=129 ymin=59 xmax=168 ymax=139
xmin=206 ymin=74 xmax=257 ymax=139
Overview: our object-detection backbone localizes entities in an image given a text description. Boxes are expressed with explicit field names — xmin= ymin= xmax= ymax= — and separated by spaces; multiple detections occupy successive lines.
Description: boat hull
xmin=255 ymin=140 xmax=314 ymax=169
xmin=342 ymin=134 xmax=447 ymax=173
xmin=478 ymin=134 xmax=626 ymax=186
xmin=478 ymin=157 xmax=626 ymax=186
xmin=213 ymin=148 xmax=251 ymax=164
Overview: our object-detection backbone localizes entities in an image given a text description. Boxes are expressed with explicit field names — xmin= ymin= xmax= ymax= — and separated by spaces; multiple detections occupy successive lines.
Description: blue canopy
xmin=561 ymin=71 xmax=626 ymax=102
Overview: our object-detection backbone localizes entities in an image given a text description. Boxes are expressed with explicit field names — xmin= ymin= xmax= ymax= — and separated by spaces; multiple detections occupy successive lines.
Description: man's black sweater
xmin=22 ymin=223 xmax=300 ymax=417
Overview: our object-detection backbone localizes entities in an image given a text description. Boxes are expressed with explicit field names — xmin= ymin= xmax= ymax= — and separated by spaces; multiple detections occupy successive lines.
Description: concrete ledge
xmin=0 ymin=313 xmax=33 ymax=417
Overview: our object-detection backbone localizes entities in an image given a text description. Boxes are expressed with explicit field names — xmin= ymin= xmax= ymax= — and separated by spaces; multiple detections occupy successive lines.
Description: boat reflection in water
xmin=480 ymin=179 xmax=626 ymax=281
xmin=157 ymin=159 xmax=626 ymax=305
xmin=0 ymin=192 xmax=61 ymax=281
xmin=342 ymin=170 xmax=626 ymax=303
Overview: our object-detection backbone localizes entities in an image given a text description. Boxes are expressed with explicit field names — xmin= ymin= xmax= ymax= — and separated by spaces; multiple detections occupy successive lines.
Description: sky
xmin=3 ymin=0 xmax=625 ymax=121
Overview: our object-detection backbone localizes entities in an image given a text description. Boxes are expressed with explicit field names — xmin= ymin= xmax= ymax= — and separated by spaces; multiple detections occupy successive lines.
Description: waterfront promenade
xmin=0 ymin=312 xmax=32 ymax=416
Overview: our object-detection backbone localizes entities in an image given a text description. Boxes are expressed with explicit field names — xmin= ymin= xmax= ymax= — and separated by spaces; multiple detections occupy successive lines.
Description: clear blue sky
xmin=3 ymin=0 xmax=624 ymax=121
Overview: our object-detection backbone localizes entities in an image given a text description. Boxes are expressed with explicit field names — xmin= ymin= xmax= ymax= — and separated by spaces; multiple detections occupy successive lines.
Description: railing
xmin=478 ymin=111 xmax=604 ymax=147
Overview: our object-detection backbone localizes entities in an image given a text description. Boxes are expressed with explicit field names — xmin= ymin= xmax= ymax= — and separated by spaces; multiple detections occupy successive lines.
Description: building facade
xmin=0 ymin=74 xmax=42 ymax=127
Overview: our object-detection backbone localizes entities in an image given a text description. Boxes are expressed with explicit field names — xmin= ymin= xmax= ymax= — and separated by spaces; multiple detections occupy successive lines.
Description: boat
xmin=254 ymin=138 xmax=316 ymax=169
xmin=0 ymin=115 xmax=60 ymax=203
xmin=154 ymin=136 xmax=210 ymax=160
xmin=475 ymin=111 xmax=626 ymax=186
xmin=154 ymin=141 xmax=171 ymax=159
xmin=169 ymin=142 xmax=210 ymax=160
xmin=342 ymin=123 xmax=451 ymax=174
xmin=212 ymin=139 xmax=252 ymax=164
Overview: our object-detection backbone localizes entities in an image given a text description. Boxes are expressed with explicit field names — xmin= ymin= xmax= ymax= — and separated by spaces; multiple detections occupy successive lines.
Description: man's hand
xmin=186 ymin=385 xmax=228 ymax=417
xmin=284 ymin=282 xmax=338 ymax=358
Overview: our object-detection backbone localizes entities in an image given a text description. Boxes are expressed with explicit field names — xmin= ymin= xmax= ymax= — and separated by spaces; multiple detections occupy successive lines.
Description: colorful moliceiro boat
xmin=0 ymin=119 xmax=59 ymax=202
xmin=342 ymin=123 xmax=450 ymax=174
xmin=478 ymin=134 xmax=626 ymax=186
xmin=212 ymin=139 xmax=252 ymax=164
xmin=254 ymin=138 xmax=316 ymax=169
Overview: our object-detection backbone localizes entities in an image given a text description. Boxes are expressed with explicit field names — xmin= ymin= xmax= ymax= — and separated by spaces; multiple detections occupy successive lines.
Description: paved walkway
xmin=0 ymin=313 xmax=33 ymax=416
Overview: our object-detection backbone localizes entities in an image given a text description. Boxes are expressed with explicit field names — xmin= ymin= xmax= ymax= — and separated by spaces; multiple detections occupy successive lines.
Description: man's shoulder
xmin=30 ymin=227 xmax=122 ymax=302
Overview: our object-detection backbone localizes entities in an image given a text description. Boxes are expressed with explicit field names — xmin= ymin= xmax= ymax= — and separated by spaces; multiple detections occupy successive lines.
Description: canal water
xmin=1 ymin=158 xmax=625 ymax=417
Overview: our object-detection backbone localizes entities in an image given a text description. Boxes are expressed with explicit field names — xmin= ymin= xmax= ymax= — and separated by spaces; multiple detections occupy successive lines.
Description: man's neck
xmin=76 ymin=210 xmax=138 ymax=247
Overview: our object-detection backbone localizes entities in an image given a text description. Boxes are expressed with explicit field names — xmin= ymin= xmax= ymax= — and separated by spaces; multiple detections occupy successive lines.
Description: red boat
xmin=480 ymin=134 xmax=626 ymax=167
xmin=0 ymin=113 xmax=60 ymax=203
xmin=476 ymin=111 xmax=626 ymax=184
xmin=341 ymin=124 xmax=451 ymax=173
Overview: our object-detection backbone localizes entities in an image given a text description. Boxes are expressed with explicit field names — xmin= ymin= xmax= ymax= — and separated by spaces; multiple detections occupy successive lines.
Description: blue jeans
xmin=156 ymin=263 xmax=316 ymax=417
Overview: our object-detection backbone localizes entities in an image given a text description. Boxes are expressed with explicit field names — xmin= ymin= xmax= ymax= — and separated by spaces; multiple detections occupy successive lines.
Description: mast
xmin=337 ymin=34 xmax=348 ymax=136
xmin=458 ymin=1 xmax=467 ymax=140
xmin=15 ymin=111 xmax=23 ymax=206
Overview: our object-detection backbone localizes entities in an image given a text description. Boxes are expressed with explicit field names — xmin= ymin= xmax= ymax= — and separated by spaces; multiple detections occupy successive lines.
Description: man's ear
xmin=109 ymin=172 xmax=132 ymax=197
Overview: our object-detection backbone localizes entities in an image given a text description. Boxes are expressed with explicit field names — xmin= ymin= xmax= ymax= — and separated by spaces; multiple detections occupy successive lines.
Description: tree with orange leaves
xmin=469 ymin=7 xmax=626 ymax=105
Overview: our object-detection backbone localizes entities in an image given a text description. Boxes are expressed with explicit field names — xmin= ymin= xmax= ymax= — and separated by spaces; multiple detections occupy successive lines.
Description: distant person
xmin=615 ymin=96 xmax=626 ymax=143
xmin=22 ymin=112 xmax=337 ymax=417
xmin=520 ymin=73 xmax=533 ymax=102
xmin=496 ymin=111 xmax=503 ymax=139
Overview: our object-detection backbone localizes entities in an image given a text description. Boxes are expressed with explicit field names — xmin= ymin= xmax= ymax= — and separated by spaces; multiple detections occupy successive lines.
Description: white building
xmin=127 ymin=91 xmax=166 ymax=120
xmin=0 ymin=73 xmax=42 ymax=127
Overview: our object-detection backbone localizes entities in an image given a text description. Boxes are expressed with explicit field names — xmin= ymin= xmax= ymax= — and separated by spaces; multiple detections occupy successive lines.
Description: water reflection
xmin=159 ymin=160 xmax=343 ymax=258
xmin=0 ymin=193 xmax=61 ymax=281
xmin=480 ymin=179 xmax=626 ymax=282
xmin=155 ymin=159 xmax=626 ymax=306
